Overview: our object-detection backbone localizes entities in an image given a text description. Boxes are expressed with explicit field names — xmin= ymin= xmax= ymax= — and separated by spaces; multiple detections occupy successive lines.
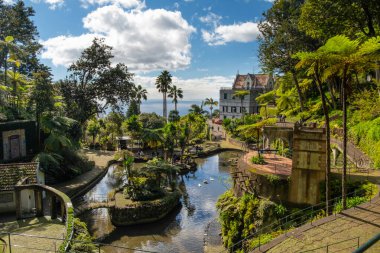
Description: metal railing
xmin=299 ymin=236 xmax=360 ymax=252
xmin=221 ymin=185 xmax=377 ymax=252
xmin=0 ymin=232 xmax=160 ymax=253
xmin=353 ymin=233 xmax=380 ymax=253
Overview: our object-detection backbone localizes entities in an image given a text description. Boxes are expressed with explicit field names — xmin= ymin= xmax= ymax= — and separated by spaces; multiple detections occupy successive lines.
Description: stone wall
xmin=289 ymin=126 xmax=326 ymax=205
xmin=110 ymin=191 xmax=181 ymax=226
xmin=231 ymin=161 xmax=290 ymax=203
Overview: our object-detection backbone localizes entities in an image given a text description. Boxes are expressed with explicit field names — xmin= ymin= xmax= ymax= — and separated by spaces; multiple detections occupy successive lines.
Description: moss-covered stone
xmin=109 ymin=190 xmax=181 ymax=226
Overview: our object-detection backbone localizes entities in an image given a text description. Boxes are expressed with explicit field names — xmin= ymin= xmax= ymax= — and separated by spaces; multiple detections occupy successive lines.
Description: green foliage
xmin=265 ymin=174 xmax=280 ymax=184
xmin=70 ymin=218 xmax=97 ymax=252
xmin=60 ymin=38 xmax=135 ymax=125
xmin=251 ymin=155 xmax=266 ymax=165
xmin=349 ymin=117 xmax=380 ymax=168
xmin=59 ymin=207 xmax=74 ymax=252
xmin=333 ymin=196 xmax=369 ymax=213
xmin=168 ymin=110 xmax=180 ymax=122
xmin=139 ymin=113 xmax=166 ymax=129
xmin=127 ymin=99 xmax=139 ymax=118
xmin=216 ymin=190 xmax=282 ymax=249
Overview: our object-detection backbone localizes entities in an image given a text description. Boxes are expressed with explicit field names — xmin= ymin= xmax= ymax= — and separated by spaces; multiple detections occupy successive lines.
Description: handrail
xmin=0 ymin=232 xmax=160 ymax=253
xmin=221 ymin=185 xmax=376 ymax=252
xmin=299 ymin=236 xmax=359 ymax=252
xmin=353 ymin=233 xmax=380 ymax=253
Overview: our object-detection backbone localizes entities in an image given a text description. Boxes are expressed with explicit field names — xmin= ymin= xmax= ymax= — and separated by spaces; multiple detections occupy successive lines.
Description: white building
xmin=219 ymin=73 xmax=274 ymax=119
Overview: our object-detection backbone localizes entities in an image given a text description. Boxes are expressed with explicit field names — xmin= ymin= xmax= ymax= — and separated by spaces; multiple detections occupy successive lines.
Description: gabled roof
xmin=232 ymin=73 xmax=272 ymax=90
xmin=254 ymin=74 xmax=271 ymax=87
xmin=0 ymin=162 xmax=38 ymax=191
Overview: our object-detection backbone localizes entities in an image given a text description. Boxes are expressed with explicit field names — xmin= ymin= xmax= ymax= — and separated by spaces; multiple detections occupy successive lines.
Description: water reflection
xmin=77 ymin=151 xmax=242 ymax=253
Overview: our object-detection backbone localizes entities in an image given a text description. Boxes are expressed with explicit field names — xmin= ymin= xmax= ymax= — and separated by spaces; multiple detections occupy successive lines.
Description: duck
xmin=210 ymin=177 xmax=214 ymax=181
xmin=203 ymin=179 xmax=209 ymax=184
xmin=198 ymin=183 xmax=202 ymax=187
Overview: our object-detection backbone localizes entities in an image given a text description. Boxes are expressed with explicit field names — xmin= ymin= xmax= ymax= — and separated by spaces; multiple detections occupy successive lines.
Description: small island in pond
xmin=109 ymin=155 xmax=182 ymax=226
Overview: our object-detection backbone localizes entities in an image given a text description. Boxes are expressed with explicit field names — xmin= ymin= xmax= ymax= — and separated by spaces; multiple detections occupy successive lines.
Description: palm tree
xmin=204 ymin=98 xmax=218 ymax=119
xmin=188 ymin=104 xmax=204 ymax=115
xmin=132 ymin=85 xmax=147 ymax=114
xmin=295 ymin=50 xmax=332 ymax=215
xmin=168 ymin=85 xmax=183 ymax=112
xmin=233 ymin=90 xmax=250 ymax=120
xmin=155 ymin=70 xmax=172 ymax=121
xmin=317 ymin=35 xmax=380 ymax=209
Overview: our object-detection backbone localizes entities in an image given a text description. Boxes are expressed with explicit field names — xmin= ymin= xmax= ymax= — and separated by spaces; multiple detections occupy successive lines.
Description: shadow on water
xmin=78 ymin=151 xmax=243 ymax=253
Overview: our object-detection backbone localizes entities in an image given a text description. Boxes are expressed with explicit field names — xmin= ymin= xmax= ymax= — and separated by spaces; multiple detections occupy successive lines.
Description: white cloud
xmin=135 ymin=75 xmax=233 ymax=100
xmin=41 ymin=34 xmax=97 ymax=66
xmin=42 ymin=5 xmax=196 ymax=71
xmin=3 ymin=0 xmax=15 ymax=4
xmin=80 ymin=0 xmax=145 ymax=9
xmin=199 ymin=12 xmax=222 ymax=27
xmin=202 ymin=21 xmax=260 ymax=46
xmin=31 ymin=0 xmax=65 ymax=10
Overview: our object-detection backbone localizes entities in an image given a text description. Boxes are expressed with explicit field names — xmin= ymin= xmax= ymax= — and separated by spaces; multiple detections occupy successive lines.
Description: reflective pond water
xmin=76 ymin=151 xmax=242 ymax=253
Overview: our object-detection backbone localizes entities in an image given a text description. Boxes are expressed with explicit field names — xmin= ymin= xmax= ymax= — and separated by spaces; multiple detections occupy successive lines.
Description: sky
xmin=7 ymin=0 xmax=274 ymax=113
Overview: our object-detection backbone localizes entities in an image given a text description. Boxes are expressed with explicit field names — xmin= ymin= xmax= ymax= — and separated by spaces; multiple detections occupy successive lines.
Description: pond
xmin=76 ymin=151 xmax=242 ymax=253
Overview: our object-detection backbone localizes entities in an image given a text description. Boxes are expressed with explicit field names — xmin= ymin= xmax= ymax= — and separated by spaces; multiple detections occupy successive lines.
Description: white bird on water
xmin=210 ymin=177 xmax=214 ymax=181
xmin=198 ymin=183 xmax=202 ymax=187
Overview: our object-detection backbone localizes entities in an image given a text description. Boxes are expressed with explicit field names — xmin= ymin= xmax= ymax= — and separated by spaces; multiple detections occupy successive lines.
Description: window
xmin=224 ymin=93 xmax=227 ymax=99
xmin=231 ymin=107 xmax=237 ymax=113
xmin=224 ymin=115 xmax=227 ymax=119
xmin=240 ymin=107 xmax=246 ymax=113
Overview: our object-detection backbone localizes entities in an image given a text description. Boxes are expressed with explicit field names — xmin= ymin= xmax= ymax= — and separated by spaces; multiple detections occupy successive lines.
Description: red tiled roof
xmin=232 ymin=73 xmax=271 ymax=89
xmin=0 ymin=162 xmax=38 ymax=191
xmin=255 ymin=74 xmax=270 ymax=87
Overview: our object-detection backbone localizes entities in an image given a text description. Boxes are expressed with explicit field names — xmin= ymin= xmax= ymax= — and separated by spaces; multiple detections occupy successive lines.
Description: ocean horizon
xmin=139 ymin=99 xmax=208 ymax=116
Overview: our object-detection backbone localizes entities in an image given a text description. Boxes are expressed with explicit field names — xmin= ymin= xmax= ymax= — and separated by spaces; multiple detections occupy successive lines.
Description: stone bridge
xmin=74 ymin=202 xmax=114 ymax=216
xmin=331 ymin=137 xmax=373 ymax=170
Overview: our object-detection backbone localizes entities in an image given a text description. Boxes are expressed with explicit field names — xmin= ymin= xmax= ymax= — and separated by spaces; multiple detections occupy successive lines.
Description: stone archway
xmin=262 ymin=126 xmax=294 ymax=150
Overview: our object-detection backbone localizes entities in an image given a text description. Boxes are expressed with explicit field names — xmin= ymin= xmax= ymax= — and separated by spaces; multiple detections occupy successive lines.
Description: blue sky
xmin=13 ymin=0 xmax=273 ymax=111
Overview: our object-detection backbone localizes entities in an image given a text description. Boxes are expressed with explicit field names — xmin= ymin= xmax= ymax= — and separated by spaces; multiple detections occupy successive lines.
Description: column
xmin=34 ymin=189 xmax=43 ymax=217
xmin=15 ymin=189 xmax=21 ymax=219
xmin=50 ymin=195 xmax=57 ymax=219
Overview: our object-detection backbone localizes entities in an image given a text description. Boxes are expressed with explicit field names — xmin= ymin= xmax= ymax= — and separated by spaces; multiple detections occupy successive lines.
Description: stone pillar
xmin=15 ymin=189 xmax=21 ymax=219
xmin=60 ymin=201 xmax=65 ymax=222
xmin=50 ymin=195 xmax=57 ymax=219
xmin=34 ymin=189 xmax=43 ymax=217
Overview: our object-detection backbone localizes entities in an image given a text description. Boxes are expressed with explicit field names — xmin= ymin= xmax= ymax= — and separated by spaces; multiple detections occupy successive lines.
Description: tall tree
xmin=258 ymin=0 xmax=320 ymax=112
xmin=132 ymin=84 xmax=147 ymax=113
xmin=318 ymin=35 xmax=380 ymax=209
xmin=204 ymin=98 xmax=218 ymax=119
xmin=61 ymin=38 xmax=135 ymax=125
xmin=155 ymin=70 xmax=172 ymax=121
xmin=233 ymin=90 xmax=250 ymax=120
xmin=168 ymin=85 xmax=183 ymax=112
xmin=299 ymin=0 xmax=380 ymax=41
xmin=123 ymin=115 xmax=142 ymax=151
xmin=29 ymin=68 xmax=55 ymax=150
xmin=0 ymin=1 xmax=42 ymax=75
xmin=295 ymin=50 xmax=332 ymax=215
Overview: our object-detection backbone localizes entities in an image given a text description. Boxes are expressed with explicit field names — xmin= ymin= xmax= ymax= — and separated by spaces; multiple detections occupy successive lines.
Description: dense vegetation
xmin=218 ymin=180 xmax=376 ymax=252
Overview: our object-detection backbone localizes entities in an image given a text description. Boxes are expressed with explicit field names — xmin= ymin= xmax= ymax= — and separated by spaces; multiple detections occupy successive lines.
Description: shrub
xmin=70 ymin=218 xmax=97 ymax=252
xmin=251 ymin=155 xmax=266 ymax=165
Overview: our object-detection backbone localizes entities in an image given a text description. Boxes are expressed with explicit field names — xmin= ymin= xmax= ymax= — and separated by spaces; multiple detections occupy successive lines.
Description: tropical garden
xmin=216 ymin=0 xmax=380 ymax=251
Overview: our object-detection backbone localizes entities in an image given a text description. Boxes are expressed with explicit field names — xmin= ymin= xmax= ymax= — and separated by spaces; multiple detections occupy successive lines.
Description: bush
xmin=251 ymin=155 xmax=266 ymax=165
xmin=70 ymin=218 xmax=97 ymax=252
